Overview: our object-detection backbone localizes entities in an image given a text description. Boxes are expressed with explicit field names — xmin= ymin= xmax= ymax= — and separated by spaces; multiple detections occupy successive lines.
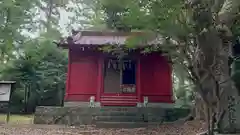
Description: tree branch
xmin=212 ymin=0 xmax=225 ymax=13
xmin=46 ymin=0 xmax=53 ymax=31
xmin=218 ymin=0 xmax=240 ymax=25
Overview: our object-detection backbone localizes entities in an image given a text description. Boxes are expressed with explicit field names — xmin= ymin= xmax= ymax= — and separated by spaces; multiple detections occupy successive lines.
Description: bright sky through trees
xmin=21 ymin=2 xmax=79 ymax=38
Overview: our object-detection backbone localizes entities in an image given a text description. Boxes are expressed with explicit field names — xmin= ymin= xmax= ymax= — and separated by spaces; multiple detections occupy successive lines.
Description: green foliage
xmin=232 ymin=58 xmax=240 ymax=90
xmin=164 ymin=108 xmax=190 ymax=121
xmin=173 ymin=64 xmax=194 ymax=107
xmin=0 ymin=0 xmax=32 ymax=62
xmin=1 ymin=40 xmax=67 ymax=113
xmin=232 ymin=21 xmax=240 ymax=37
xmin=98 ymin=0 xmax=193 ymax=36
xmin=0 ymin=0 xmax=71 ymax=113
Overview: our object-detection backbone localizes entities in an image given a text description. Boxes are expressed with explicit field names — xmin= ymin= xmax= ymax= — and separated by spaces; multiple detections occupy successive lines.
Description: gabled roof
xmin=55 ymin=30 xmax=168 ymax=48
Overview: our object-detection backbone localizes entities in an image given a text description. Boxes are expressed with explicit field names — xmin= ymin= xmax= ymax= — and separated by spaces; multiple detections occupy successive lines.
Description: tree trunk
xmin=185 ymin=0 xmax=240 ymax=133
xmin=194 ymin=92 xmax=208 ymax=121
xmin=196 ymin=27 xmax=240 ymax=133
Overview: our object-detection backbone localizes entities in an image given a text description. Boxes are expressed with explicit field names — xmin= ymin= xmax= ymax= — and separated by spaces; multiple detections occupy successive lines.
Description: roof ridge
xmin=71 ymin=30 xmax=147 ymax=37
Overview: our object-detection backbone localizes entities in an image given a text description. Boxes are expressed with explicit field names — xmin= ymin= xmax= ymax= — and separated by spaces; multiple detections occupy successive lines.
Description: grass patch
xmin=0 ymin=114 xmax=33 ymax=124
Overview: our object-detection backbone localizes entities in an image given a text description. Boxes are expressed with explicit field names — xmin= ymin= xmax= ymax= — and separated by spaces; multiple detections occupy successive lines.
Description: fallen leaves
xmin=0 ymin=120 xmax=206 ymax=135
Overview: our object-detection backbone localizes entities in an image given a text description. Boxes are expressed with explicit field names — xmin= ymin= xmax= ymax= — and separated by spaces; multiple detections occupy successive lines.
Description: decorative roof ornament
xmin=71 ymin=29 xmax=79 ymax=36
xmin=72 ymin=29 xmax=82 ymax=42
xmin=67 ymin=36 xmax=74 ymax=44
xmin=111 ymin=47 xmax=128 ymax=59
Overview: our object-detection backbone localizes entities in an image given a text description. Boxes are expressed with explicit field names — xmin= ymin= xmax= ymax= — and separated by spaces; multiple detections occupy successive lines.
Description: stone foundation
xmin=34 ymin=106 xmax=190 ymax=127
xmin=64 ymin=102 xmax=101 ymax=107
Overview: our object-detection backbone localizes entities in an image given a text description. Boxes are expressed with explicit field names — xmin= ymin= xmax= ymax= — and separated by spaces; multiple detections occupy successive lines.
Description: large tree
xmin=187 ymin=0 xmax=240 ymax=133
xmin=94 ymin=0 xmax=240 ymax=134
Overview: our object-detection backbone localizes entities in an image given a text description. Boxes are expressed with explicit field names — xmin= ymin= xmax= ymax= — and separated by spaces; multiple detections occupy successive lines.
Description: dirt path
xmin=0 ymin=121 xmax=206 ymax=135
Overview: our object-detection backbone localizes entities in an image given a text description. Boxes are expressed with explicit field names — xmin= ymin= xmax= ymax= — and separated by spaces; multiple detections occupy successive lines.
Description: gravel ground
xmin=0 ymin=120 xmax=206 ymax=135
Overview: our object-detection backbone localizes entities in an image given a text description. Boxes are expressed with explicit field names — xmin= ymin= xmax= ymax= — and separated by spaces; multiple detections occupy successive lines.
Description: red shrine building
xmin=57 ymin=30 xmax=174 ymax=107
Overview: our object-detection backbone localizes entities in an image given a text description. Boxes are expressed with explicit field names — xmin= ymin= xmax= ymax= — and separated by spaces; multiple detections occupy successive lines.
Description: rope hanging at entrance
xmin=107 ymin=60 xmax=132 ymax=70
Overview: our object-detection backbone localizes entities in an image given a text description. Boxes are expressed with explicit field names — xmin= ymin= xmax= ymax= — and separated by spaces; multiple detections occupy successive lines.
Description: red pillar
xmin=96 ymin=55 xmax=103 ymax=102
xmin=65 ymin=49 xmax=71 ymax=101
xmin=169 ymin=63 xmax=174 ymax=103
xmin=137 ymin=57 xmax=142 ymax=103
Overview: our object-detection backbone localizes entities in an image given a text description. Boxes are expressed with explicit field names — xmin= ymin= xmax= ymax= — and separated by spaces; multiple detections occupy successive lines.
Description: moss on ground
xmin=0 ymin=114 xmax=33 ymax=124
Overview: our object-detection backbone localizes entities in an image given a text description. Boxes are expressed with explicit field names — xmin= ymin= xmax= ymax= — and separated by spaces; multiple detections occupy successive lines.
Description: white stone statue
xmin=89 ymin=96 xmax=95 ymax=107
xmin=143 ymin=96 xmax=148 ymax=107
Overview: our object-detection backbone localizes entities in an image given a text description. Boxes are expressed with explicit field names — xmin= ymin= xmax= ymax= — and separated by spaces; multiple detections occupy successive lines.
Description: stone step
xmin=94 ymin=116 xmax=144 ymax=122
xmin=99 ymin=107 xmax=139 ymax=112
xmin=100 ymin=101 xmax=137 ymax=106
xmin=100 ymin=96 xmax=138 ymax=106
xmin=95 ymin=121 xmax=149 ymax=128
xmin=101 ymin=102 xmax=137 ymax=106
xmin=34 ymin=106 xmax=190 ymax=127
xmin=101 ymin=95 xmax=137 ymax=98
xmin=98 ymin=111 xmax=140 ymax=116
xmin=100 ymin=97 xmax=137 ymax=101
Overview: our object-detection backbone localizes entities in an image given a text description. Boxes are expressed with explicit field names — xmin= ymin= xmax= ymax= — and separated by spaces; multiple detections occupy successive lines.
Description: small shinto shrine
xmin=34 ymin=31 xmax=189 ymax=127
xmin=57 ymin=30 xmax=174 ymax=107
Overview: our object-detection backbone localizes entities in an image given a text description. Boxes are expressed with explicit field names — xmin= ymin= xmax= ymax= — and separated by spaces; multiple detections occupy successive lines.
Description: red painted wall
xmin=65 ymin=46 xmax=99 ymax=101
xmin=140 ymin=53 xmax=173 ymax=103
xmin=65 ymin=47 xmax=173 ymax=104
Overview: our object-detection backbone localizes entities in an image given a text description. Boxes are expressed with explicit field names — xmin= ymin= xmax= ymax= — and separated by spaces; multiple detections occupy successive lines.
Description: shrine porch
xmin=63 ymin=101 xmax=175 ymax=108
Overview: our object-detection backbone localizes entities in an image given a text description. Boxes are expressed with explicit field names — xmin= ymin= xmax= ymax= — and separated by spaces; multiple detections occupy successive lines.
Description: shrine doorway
xmin=103 ymin=57 xmax=136 ymax=94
